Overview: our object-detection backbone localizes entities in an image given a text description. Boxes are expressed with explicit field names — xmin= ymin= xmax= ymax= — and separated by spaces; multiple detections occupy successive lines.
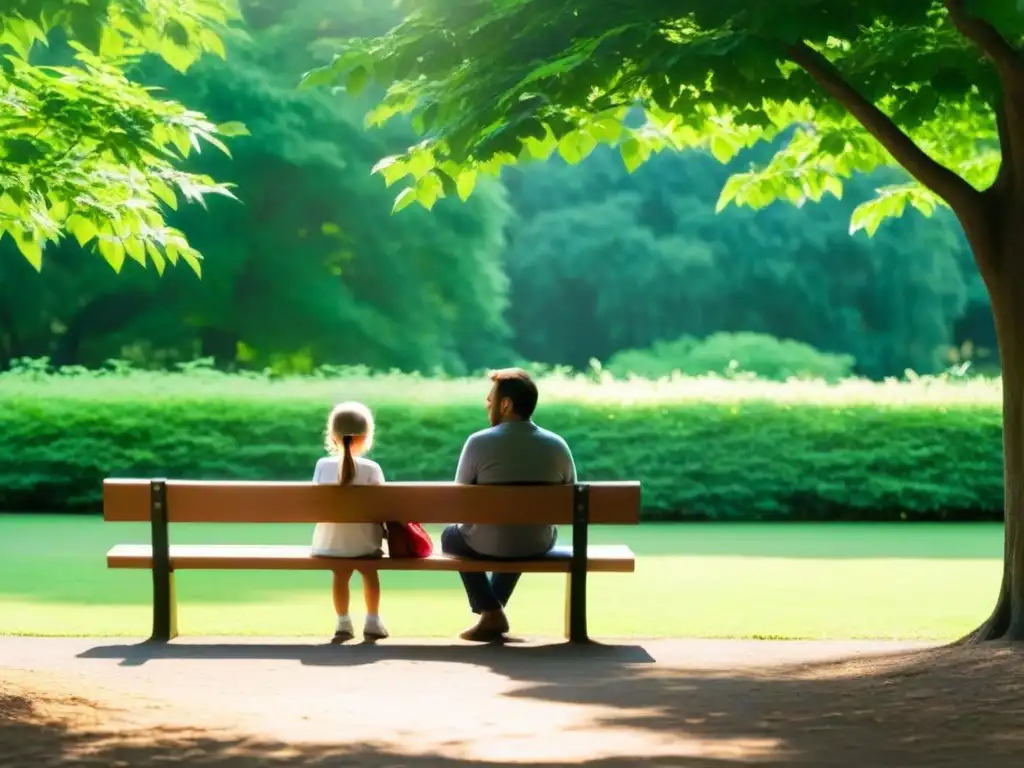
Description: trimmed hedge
xmin=0 ymin=364 xmax=1006 ymax=520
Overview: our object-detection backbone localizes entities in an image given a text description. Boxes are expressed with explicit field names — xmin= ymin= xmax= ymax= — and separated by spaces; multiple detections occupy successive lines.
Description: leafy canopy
xmin=304 ymin=0 xmax=1017 ymax=236
xmin=0 ymin=0 xmax=515 ymax=377
xmin=1 ymin=1 xmax=245 ymax=273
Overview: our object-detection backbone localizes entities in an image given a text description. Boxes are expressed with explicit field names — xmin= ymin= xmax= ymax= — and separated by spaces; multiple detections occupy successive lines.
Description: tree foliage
xmin=1 ymin=0 xmax=243 ymax=272
xmin=0 ymin=0 xmax=514 ymax=374
xmin=1 ymin=0 xmax=1003 ymax=380
xmin=306 ymin=0 xmax=1011 ymax=234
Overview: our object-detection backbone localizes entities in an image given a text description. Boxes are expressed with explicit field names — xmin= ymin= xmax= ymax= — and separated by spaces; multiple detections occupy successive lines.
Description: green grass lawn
xmin=0 ymin=514 xmax=1004 ymax=640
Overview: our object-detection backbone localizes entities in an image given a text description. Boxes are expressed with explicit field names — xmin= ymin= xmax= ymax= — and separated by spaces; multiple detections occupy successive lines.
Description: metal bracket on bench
xmin=568 ymin=484 xmax=590 ymax=644
xmin=149 ymin=479 xmax=175 ymax=643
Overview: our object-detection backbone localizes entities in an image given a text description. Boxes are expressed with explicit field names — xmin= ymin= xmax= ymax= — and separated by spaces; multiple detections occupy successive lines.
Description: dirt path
xmin=2 ymin=636 xmax=1023 ymax=766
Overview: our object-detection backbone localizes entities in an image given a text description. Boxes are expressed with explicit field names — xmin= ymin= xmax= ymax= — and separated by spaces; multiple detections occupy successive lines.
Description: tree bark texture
xmin=967 ymin=227 xmax=1024 ymax=642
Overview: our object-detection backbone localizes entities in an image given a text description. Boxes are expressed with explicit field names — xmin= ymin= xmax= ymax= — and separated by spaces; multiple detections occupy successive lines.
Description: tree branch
xmin=945 ymin=0 xmax=1023 ymax=87
xmin=786 ymin=41 xmax=981 ymax=215
xmin=993 ymin=96 xmax=1014 ymax=192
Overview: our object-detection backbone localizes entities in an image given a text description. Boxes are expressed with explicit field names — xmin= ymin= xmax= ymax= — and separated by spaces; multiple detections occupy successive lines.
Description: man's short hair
xmin=489 ymin=368 xmax=538 ymax=419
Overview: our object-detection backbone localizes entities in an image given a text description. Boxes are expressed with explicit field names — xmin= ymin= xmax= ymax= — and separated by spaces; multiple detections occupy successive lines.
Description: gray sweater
xmin=455 ymin=420 xmax=577 ymax=557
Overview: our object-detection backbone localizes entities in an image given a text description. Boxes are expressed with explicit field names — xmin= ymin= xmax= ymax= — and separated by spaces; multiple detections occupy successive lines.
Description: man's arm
xmin=563 ymin=442 xmax=577 ymax=484
xmin=455 ymin=436 xmax=478 ymax=484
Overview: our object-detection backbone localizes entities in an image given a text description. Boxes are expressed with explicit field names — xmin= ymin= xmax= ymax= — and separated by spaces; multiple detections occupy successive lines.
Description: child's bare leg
xmin=332 ymin=568 xmax=354 ymax=616
xmin=329 ymin=569 xmax=357 ymax=643
xmin=358 ymin=568 xmax=388 ymax=640
xmin=358 ymin=568 xmax=381 ymax=614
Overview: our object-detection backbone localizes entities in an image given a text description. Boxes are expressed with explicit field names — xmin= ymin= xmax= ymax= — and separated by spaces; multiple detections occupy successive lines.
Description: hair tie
xmin=342 ymin=435 xmax=353 ymax=447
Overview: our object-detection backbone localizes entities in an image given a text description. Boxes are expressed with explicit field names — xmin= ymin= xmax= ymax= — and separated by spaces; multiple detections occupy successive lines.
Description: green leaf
xmin=619 ymin=136 xmax=649 ymax=174
xmin=382 ymin=164 xmax=410 ymax=187
xmin=300 ymin=65 xmax=338 ymax=90
xmin=176 ymin=245 xmax=203 ymax=276
xmin=588 ymin=118 xmax=622 ymax=143
xmin=66 ymin=215 xmax=98 ymax=247
xmin=456 ymin=169 xmax=478 ymax=202
xmin=392 ymin=187 xmax=418 ymax=214
xmin=151 ymin=180 xmax=178 ymax=210
xmin=199 ymin=28 xmax=227 ymax=59
xmin=98 ymin=238 xmax=126 ymax=272
xmin=48 ymin=198 xmax=69 ymax=223
xmin=822 ymin=175 xmax=844 ymax=200
xmin=434 ymin=167 xmax=459 ymax=197
xmin=4 ymin=138 xmax=44 ymax=165
xmin=558 ymin=130 xmax=598 ymax=165
xmin=0 ymin=194 xmax=19 ymax=217
xmin=819 ymin=133 xmax=848 ymax=156
xmin=164 ymin=242 xmax=180 ymax=265
xmin=165 ymin=21 xmax=190 ymax=48
xmin=124 ymin=237 xmax=147 ymax=266
xmin=99 ymin=26 xmax=123 ymax=58
xmin=1 ymin=19 xmax=34 ymax=59
xmin=523 ymin=127 xmax=558 ymax=161
xmin=14 ymin=234 xmax=42 ymax=271
xmin=217 ymin=122 xmax=250 ymax=138
xmin=347 ymin=66 xmax=370 ymax=96
xmin=170 ymin=127 xmax=193 ymax=158
xmin=372 ymin=155 xmax=403 ymax=174
xmin=710 ymin=134 xmax=739 ymax=164
xmin=146 ymin=242 xmax=166 ymax=275
xmin=374 ymin=156 xmax=413 ymax=187
xmin=558 ymin=132 xmax=583 ymax=164
xmin=416 ymin=173 xmax=444 ymax=210
xmin=716 ymin=174 xmax=746 ymax=213
xmin=850 ymin=194 xmax=902 ymax=238
xmin=161 ymin=41 xmax=197 ymax=74
xmin=182 ymin=253 xmax=203 ymax=277
xmin=406 ymin=150 xmax=436 ymax=180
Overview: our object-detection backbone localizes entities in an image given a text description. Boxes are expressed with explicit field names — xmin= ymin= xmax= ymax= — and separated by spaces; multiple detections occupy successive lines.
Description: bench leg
xmin=566 ymin=485 xmax=591 ymax=644
xmin=564 ymin=572 xmax=589 ymax=644
xmin=150 ymin=570 xmax=179 ymax=642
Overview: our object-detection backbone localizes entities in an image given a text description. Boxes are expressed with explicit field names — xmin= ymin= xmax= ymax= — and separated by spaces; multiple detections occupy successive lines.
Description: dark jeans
xmin=441 ymin=525 xmax=557 ymax=615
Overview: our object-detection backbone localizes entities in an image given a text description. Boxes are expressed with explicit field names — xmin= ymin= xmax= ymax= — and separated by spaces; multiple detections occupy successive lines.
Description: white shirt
xmin=310 ymin=456 xmax=386 ymax=558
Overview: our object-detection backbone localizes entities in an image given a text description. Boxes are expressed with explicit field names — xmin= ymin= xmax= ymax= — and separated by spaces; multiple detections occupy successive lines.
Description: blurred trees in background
xmin=0 ymin=0 xmax=512 ymax=375
xmin=0 ymin=0 xmax=997 ymax=379
xmin=504 ymin=142 xmax=991 ymax=379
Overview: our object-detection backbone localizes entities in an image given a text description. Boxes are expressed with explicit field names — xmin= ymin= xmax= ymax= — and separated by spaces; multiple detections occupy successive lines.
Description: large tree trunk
xmin=967 ymin=209 xmax=1024 ymax=642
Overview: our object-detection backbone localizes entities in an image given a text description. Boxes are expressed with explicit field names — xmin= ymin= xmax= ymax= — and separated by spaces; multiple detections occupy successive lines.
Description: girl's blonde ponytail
xmin=339 ymin=435 xmax=357 ymax=485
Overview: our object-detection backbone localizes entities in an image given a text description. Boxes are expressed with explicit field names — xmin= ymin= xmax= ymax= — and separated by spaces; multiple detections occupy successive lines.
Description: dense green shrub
xmin=606 ymin=332 xmax=856 ymax=382
xmin=0 ymin=363 xmax=1004 ymax=521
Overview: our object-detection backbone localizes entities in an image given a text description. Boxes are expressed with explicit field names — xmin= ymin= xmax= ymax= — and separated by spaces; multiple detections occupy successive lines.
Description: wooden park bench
xmin=102 ymin=479 xmax=641 ymax=644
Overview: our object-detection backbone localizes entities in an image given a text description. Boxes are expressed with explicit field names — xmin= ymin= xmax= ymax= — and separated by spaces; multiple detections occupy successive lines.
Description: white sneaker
xmin=331 ymin=615 xmax=354 ymax=644
xmin=363 ymin=614 xmax=389 ymax=641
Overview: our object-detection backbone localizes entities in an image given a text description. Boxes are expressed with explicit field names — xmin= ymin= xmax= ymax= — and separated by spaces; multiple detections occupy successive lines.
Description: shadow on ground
xmin=5 ymin=642 xmax=1024 ymax=766
xmin=76 ymin=638 xmax=657 ymax=668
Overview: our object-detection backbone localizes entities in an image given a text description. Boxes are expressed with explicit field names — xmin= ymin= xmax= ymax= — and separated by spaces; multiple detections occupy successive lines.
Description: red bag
xmin=385 ymin=522 xmax=433 ymax=558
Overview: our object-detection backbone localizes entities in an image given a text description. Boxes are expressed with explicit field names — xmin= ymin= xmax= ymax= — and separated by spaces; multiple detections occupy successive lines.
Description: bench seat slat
xmin=106 ymin=544 xmax=636 ymax=574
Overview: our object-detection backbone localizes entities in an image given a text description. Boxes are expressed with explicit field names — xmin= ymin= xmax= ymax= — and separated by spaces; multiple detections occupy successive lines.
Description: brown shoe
xmin=459 ymin=611 xmax=510 ymax=642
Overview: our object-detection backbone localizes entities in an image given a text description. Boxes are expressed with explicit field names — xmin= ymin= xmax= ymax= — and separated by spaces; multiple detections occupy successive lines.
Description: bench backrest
xmin=103 ymin=480 xmax=641 ymax=525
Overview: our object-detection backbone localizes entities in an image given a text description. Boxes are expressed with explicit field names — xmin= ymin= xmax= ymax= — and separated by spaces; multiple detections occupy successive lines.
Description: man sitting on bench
xmin=441 ymin=367 xmax=577 ymax=642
